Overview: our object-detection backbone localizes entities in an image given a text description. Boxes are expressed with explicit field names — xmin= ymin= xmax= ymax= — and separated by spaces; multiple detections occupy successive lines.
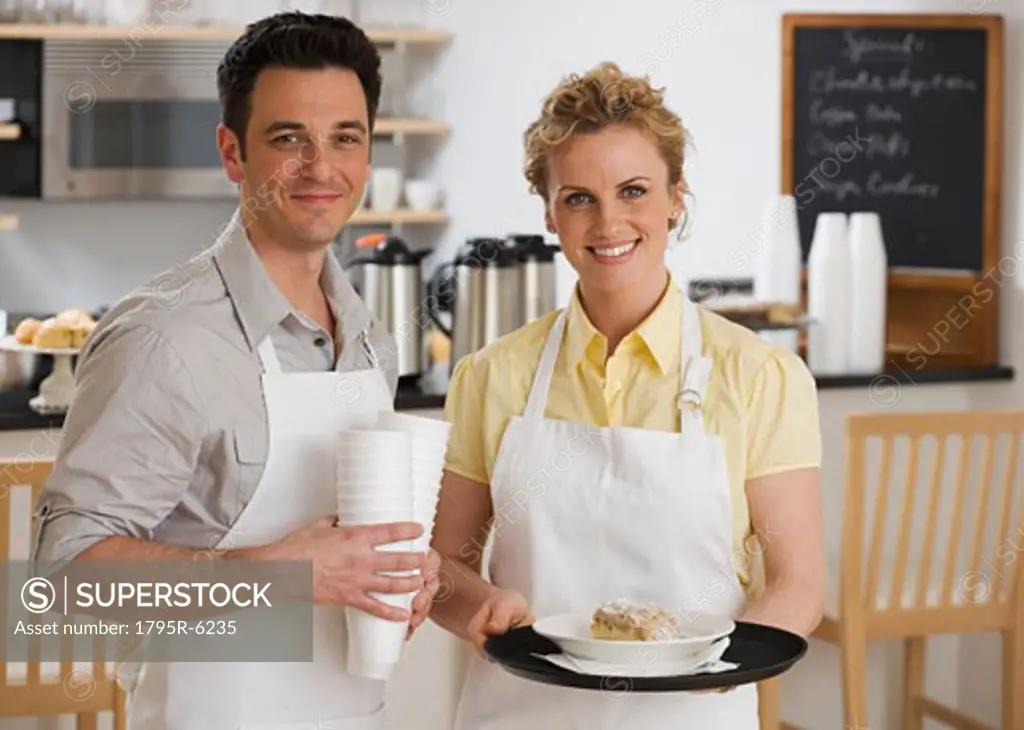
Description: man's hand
xmin=264 ymin=516 xmax=428 ymax=621
xmin=406 ymin=548 xmax=442 ymax=640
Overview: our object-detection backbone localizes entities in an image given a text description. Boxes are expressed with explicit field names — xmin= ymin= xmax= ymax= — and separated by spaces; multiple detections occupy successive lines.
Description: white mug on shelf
xmin=370 ymin=167 xmax=403 ymax=212
xmin=404 ymin=180 xmax=440 ymax=211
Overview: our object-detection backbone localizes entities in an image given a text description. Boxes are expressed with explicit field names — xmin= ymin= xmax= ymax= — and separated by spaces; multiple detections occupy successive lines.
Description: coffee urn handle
xmin=425 ymin=262 xmax=455 ymax=339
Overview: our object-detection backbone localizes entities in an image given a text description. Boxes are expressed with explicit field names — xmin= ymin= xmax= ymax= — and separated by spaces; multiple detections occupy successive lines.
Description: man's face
xmin=218 ymin=66 xmax=371 ymax=250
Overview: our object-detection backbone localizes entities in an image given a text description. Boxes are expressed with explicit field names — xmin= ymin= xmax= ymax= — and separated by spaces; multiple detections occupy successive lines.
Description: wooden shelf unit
xmin=350 ymin=208 xmax=446 ymax=225
xmin=0 ymin=123 xmax=19 ymax=141
xmin=0 ymin=214 xmax=18 ymax=231
xmin=374 ymin=117 xmax=450 ymax=136
xmin=0 ymin=23 xmax=452 ymax=46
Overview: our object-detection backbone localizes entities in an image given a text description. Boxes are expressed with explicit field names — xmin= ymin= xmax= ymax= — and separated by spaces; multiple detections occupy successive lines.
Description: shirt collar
xmin=212 ymin=209 xmax=370 ymax=352
xmin=563 ymin=275 xmax=682 ymax=376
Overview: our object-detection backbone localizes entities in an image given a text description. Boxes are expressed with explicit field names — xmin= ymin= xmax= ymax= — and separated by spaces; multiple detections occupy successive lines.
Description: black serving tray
xmin=483 ymin=621 xmax=807 ymax=692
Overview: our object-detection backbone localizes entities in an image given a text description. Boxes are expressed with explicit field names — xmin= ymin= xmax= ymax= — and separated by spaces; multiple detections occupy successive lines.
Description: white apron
xmin=454 ymin=295 xmax=759 ymax=729
xmin=127 ymin=331 xmax=395 ymax=730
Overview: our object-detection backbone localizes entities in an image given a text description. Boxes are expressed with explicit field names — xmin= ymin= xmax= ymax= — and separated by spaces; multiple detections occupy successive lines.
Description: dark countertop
xmin=0 ymin=366 xmax=1013 ymax=433
xmin=0 ymin=381 xmax=448 ymax=433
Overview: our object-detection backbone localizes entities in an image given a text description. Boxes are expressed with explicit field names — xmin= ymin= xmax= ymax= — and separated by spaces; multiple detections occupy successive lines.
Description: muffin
xmin=55 ymin=308 xmax=94 ymax=327
xmin=14 ymin=318 xmax=42 ymax=345
xmin=70 ymin=319 xmax=96 ymax=348
xmin=32 ymin=318 xmax=75 ymax=349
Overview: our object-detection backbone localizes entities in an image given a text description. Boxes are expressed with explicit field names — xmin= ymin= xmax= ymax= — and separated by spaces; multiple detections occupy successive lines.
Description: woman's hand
xmin=406 ymin=548 xmax=442 ymax=639
xmin=467 ymin=588 xmax=535 ymax=656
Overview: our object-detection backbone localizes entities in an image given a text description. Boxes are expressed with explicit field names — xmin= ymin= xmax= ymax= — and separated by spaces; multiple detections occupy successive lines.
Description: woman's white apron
xmin=454 ymin=295 xmax=759 ymax=729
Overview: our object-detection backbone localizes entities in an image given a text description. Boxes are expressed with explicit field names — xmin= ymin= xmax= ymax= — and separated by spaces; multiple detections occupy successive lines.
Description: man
xmin=33 ymin=12 xmax=440 ymax=729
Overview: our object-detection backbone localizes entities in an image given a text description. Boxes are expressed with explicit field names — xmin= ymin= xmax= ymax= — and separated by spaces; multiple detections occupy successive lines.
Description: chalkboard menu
xmin=784 ymin=16 xmax=999 ymax=273
xmin=782 ymin=14 xmax=1004 ymax=371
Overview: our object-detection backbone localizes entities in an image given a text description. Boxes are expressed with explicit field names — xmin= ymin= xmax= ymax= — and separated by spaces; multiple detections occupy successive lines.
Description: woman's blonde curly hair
xmin=523 ymin=62 xmax=692 ymax=234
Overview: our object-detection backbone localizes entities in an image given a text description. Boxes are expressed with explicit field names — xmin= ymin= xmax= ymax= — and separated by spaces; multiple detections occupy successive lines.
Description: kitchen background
xmin=1 ymin=0 xmax=1022 ymax=728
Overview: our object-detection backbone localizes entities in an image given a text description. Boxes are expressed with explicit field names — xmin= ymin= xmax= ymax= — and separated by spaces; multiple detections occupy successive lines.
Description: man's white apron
xmin=127 ymin=332 xmax=394 ymax=729
xmin=453 ymin=295 xmax=759 ymax=729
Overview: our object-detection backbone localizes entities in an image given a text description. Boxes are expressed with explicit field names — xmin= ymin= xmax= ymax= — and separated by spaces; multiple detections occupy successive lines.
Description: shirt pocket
xmin=233 ymin=424 xmax=266 ymax=465
xmin=230 ymin=423 xmax=267 ymax=518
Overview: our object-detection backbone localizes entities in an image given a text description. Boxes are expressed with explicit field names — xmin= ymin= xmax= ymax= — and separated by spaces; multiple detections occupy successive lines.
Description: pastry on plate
xmin=14 ymin=317 xmax=42 ymax=345
xmin=32 ymin=318 xmax=74 ymax=349
xmin=590 ymin=599 xmax=685 ymax=641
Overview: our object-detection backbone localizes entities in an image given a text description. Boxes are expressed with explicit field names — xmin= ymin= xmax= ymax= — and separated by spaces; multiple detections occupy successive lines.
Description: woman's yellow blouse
xmin=442 ymin=279 xmax=822 ymax=586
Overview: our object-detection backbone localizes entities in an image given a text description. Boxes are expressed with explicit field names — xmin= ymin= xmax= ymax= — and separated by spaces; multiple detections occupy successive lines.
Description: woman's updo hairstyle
xmin=523 ymin=61 xmax=692 ymax=235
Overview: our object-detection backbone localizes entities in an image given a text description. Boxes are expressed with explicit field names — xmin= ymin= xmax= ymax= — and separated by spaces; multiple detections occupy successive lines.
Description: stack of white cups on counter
xmin=335 ymin=411 xmax=452 ymax=680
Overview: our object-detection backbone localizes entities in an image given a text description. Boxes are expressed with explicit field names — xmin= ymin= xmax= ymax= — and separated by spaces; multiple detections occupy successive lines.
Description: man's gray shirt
xmin=33 ymin=211 xmax=399 ymax=569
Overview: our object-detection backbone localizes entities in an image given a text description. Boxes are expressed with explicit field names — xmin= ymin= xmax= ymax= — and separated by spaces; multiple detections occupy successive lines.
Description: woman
xmin=430 ymin=62 xmax=826 ymax=729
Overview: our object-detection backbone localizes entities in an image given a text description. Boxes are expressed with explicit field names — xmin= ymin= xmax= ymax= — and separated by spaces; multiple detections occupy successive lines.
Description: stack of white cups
xmin=335 ymin=412 xmax=451 ymax=681
xmin=375 ymin=411 xmax=452 ymax=551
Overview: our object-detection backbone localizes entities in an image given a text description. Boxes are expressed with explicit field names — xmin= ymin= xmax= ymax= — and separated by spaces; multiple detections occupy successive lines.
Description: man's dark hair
xmin=217 ymin=12 xmax=382 ymax=159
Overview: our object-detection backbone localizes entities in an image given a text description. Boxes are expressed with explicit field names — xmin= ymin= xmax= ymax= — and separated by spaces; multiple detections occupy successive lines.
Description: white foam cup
xmin=376 ymin=411 xmax=452 ymax=438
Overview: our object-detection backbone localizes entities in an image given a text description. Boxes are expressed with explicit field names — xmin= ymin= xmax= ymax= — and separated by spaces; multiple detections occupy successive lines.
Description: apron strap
xmin=523 ymin=309 xmax=569 ymax=420
xmin=677 ymin=295 xmax=710 ymax=410
xmin=257 ymin=336 xmax=282 ymax=374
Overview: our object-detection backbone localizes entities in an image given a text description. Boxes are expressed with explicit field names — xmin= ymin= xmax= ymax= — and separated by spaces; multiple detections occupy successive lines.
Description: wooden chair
xmin=0 ymin=457 xmax=126 ymax=730
xmin=814 ymin=410 xmax=1024 ymax=730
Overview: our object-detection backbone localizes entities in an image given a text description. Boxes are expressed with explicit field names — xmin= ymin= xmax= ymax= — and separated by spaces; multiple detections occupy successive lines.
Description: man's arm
xmin=34 ymin=322 xmax=207 ymax=573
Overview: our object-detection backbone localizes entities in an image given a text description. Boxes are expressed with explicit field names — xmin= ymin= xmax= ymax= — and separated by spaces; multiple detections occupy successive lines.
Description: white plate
xmin=532 ymin=611 xmax=735 ymax=665
xmin=0 ymin=335 xmax=81 ymax=357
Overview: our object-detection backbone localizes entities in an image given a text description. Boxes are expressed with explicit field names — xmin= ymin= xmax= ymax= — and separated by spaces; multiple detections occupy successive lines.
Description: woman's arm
xmin=429 ymin=469 xmax=502 ymax=642
xmin=739 ymin=466 xmax=826 ymax=637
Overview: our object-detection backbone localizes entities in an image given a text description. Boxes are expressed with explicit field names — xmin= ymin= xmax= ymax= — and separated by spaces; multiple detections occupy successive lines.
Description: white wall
xmin=2 ymin=0 xmax=1023 ymax=728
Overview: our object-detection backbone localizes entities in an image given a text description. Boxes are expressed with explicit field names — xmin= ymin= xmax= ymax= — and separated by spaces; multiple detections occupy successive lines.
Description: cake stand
xmin=0 ymin=335 xmax=82 ymax=415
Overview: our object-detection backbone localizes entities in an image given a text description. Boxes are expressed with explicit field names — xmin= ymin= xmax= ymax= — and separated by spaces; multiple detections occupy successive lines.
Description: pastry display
xmin=706 ymin=300 xmax=804 ymax=329
xmin=14 ymin=317 xmax=42 ymax=344
xmin=590 ymin=600 xmax=685 ymax=641
xmin=8 ymin=309 xmax=97 ymax=350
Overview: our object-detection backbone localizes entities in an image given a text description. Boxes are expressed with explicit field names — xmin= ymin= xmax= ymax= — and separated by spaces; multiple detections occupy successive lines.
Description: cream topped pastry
xmin=590 ymin=599 xmax=685 ymax=641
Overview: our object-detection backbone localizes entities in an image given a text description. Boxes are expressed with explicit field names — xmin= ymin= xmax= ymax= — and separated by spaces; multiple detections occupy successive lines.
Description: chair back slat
xmin=846 ymin=411 xmax=1024 ymax=620
xmin=990 ymin=432 xmax=1021 ymax=601
xmin=889 ymin=436 xmax=921 ymax=609
xmin=939 ymin=434 xmax=974 ymax=608
xmin=864 ymin=437 xmax=893 ymax=605
xmin=966 ymin=435 xmax=998 ymax=589
xmin=915 ymin=439 xmax=944 ymax=608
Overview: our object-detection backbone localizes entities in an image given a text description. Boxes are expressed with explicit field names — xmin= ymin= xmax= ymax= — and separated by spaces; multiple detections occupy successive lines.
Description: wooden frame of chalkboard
xmin=782 ymin=13 xmax=1004 ymax=372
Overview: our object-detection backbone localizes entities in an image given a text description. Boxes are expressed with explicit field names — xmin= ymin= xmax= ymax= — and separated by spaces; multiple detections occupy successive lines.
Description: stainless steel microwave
xmin=41 ymin=39 xmax=236 ymax=200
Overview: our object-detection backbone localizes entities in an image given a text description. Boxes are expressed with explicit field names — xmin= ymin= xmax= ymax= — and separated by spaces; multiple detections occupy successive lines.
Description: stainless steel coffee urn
xmin=507 ymin=234 xmax=560 ymax=326
xmin=345 ymin=236 xmax=430 ymax=383
xmin=426 ymin=238 xmax=521 ymax=367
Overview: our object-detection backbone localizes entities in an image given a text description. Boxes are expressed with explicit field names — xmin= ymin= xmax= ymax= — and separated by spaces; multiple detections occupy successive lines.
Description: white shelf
xmin=0 ymin=23 xmax=452 ymax=46
xmin=350 ymin=209 xmax=446 ymax=225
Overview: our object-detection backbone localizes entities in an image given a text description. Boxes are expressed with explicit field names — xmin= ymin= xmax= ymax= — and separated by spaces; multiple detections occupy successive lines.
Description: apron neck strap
xmin=522 ymin=309 xmax=568 ymax=419
xmin=677 ymin=295 xmax=709 ymax=410
xmin=257 ymin=336 xmax=282 ymax=374
xmin=523 ymin=290 xmax=709 ymax=420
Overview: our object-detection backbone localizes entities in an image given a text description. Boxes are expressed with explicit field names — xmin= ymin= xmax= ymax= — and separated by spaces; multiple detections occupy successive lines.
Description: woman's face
xmin=544 ymin=124 xmax=684 ymax=296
